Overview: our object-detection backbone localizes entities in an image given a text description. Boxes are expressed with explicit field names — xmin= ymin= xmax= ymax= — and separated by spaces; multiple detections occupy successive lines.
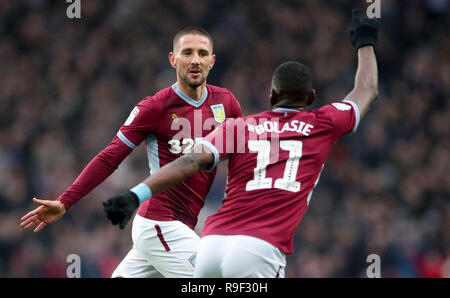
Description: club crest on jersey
xmin=124 ymin=106 xmax=140 ymax=126
xmin=211 ymin=104 xmax=226 ymax=123
xmin=332 ymin=103 xmax=351 ymax=111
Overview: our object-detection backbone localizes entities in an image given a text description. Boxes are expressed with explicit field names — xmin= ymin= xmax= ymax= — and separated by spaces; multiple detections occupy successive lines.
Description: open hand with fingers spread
xmin=20 ymin=198 xmax=67 ymax=232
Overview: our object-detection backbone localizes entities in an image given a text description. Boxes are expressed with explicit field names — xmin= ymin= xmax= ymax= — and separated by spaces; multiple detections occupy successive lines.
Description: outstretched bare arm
xmin=344 ymin=45 xmax=379 ymax=119
xmin=102 ymin=144 xmax=214 ymax=229
xmin=142 ymin=150 xmax=213 ymax=195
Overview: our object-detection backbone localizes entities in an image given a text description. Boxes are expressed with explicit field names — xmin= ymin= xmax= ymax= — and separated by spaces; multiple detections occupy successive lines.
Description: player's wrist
xmin=357 ymin=44 xmax=375 ymax=51
xmin=355 ymin=39 xmax=376 ymax=50
xmin=130 ymin=183 xmax=152 ymax=205
xmin=56 ymin=198 xmax=69 ymax=212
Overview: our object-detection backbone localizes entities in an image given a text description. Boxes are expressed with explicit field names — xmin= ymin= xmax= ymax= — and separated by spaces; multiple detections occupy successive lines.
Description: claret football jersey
xmin=199 ymin=100 xmax=359 ymax=254
xmin=118 ymin=83 xmax=242 ymax=229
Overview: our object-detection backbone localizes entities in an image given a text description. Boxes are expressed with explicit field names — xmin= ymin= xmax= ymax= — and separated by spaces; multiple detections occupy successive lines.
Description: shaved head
xmin=270 ymin=61 xmax=315 ymax=108
xmin=271 ymin=62 xmax=312 ymax=98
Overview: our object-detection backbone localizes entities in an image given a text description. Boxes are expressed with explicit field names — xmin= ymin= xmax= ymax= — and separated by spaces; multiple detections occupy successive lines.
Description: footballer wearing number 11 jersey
xmin=103 ymin=10 xmax=380 ymax=277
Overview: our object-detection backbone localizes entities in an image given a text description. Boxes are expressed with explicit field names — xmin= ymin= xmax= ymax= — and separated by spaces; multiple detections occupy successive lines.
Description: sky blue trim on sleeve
xmin=117 ymin=130 xmax=137 ymax=149
xmin=172 ymin=82 xmax=208 ymax=108
xmin=130 ymin=183 xmax=152 ymax=204
xmin=342 ymin=100 xmax=360 ymax=134
xmin=196 ymin=140 xmax=220 ymax=172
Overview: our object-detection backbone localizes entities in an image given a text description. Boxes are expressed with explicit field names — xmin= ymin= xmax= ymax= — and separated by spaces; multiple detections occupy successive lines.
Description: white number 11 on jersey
xmin=246 ymin=140 xmax=302 ymax=193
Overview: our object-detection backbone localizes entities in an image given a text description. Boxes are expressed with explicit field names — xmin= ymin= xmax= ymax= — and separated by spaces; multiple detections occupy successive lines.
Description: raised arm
xmin=344 ymin=46 xmax=378 ymax=118
xmin=344 ymin=9 xmax=380 ymax=119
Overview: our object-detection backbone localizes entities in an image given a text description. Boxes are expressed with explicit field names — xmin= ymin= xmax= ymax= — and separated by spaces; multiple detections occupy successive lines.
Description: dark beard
xmin=180 ymin=72 xmax=207 ymax=88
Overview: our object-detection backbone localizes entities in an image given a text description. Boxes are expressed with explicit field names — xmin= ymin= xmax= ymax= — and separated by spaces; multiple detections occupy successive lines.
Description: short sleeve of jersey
xmin=116 ymin=97 xmax=160 ymax=149
xmin=315 ymin=100 xmax=360 ymax=139
xmin=198 ymin=118 xmax=245 ymax=171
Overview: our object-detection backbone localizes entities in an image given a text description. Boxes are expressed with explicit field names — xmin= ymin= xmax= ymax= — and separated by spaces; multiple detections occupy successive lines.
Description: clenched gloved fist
xmin=348 ymin=9 xmax=381 ymax=49
xmin=103 ymin=191 xmax=139 ymax=229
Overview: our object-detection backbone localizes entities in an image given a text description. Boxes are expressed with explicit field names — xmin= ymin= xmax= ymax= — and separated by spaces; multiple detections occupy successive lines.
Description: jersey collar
xmin=172 ymin=82 xmax=208 ymax=108
xmin=272 ymin=107 xmax=303 ymax=113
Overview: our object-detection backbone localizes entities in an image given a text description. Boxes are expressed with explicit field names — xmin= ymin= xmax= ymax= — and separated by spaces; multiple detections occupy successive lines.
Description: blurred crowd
xmin=0 ymin=0 xmax=448 ymax=277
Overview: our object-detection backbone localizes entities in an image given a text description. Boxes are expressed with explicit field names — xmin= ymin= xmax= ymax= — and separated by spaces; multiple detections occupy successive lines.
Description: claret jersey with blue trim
xmin=199 ymin=100 xmax=359 ymax=254
xmin=118 ymin=83 xmax=242 ymax=229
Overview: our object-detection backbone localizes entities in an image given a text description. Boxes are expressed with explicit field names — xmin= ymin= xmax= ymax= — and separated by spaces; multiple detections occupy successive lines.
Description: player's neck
xmin=272 ymin=103 xmax=306 ymax=111
xmin=271 ymin=98 xmax=308 ymax=111
xmin=177 ymin=80 xmax=206 ymax=101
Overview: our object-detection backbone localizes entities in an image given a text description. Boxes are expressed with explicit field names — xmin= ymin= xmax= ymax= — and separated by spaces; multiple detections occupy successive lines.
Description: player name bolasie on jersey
xmin=247 ymin=119 xmax=314 ymax=136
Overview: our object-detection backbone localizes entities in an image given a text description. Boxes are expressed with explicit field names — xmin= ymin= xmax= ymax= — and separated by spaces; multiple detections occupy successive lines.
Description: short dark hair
xmin=271 ymin=61 xmax=312 ymax=100
xmin=173 ymin=27 xmax=213 ymax=51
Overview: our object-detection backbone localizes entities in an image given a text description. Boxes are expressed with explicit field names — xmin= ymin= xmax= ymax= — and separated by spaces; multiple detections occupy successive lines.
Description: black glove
xmin=103 ymin=191 xmax=139 ymax=229
xmin=348 ymin=9 xmax=381 ymax=49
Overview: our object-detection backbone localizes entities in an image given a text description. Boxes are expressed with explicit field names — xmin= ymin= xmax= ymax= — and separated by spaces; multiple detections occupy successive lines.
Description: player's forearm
xmin=128 ymin=152 xmax=213 ymax=205
xmin=355 ymin=46 xmax=378 ymax=92
xmin=142 ymin=153 xmax=212 ymax=195
xmin=345 ymin=46 xmax=379 ymax=118
xmin=58 ymin=136 xmax=132 ymax=209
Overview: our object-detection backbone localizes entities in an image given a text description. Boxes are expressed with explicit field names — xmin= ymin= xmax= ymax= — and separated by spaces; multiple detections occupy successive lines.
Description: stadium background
xmin=0 ymin=0 xmax=448 ymax=277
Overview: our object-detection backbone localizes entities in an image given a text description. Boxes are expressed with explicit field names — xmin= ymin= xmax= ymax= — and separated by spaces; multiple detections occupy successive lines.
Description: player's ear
xmin=169 ymin=52 xmax=177 ymax=69
xmin=209 ymin=54 xmax=216 ymax=70
xmin=307 ymin=89 xmax=316 ymax=106
xmin=270 ymin=89 xmax=278 ymax=106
